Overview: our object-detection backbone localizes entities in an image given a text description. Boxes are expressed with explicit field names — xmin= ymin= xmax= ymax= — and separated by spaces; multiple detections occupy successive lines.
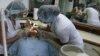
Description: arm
xmin=0 ymin=22 xmax=19 ymax=45
xmin=6 ymin=35 xmax=19 ymax=44
xmin=5 ymin=22 xmax=22 ymax=44
xmin=6 ymin=30 xmax=25 ymax=44
xmin=39 ymin=24 xmax=51 ymax=32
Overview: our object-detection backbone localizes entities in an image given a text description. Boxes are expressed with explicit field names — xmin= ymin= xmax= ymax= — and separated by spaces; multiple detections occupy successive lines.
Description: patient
xmin=8 ymin=21 xmax=58 ymax=56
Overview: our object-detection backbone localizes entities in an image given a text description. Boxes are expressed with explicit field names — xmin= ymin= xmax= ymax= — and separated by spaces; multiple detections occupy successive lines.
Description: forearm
xmin=6 ymin=29 xmax=24 ymax=44
xmin=6 ymin=35 xmax=19 ymax=44
xmin=0 ymin=35 xmax=19 ymax=45
xmin=39 ymin=25 xmax=51 ymax=32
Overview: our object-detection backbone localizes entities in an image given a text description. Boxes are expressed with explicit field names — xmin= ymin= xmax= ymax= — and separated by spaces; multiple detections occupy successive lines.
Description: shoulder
xmin=85 ymin=7 xmax=94 ymax=10
xmin=57 ymin=14 xmax=73 ymax=25
xmin=55 ymin=14 xmax=73 ymax=28
xmin=57 ymin=14 xmax=70 ymax=21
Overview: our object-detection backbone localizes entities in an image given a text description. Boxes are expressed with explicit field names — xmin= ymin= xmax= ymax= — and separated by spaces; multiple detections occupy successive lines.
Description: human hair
xmin=78 ymin=4 xmax=85 ymax=9
xmin=4 ymin=9 xmax=9 ymax=16
xmin=9 ymin=14 xmax=17 ymax=19
xmin=37 ymin=5 xmax=60 ymax=23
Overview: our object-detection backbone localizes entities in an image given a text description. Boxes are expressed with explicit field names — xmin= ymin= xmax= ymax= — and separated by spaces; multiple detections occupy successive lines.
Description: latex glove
xmin=31 ymin=23 xmax=39 ymax=30
xmin=30 ymin=23 xmax=38 ymax=35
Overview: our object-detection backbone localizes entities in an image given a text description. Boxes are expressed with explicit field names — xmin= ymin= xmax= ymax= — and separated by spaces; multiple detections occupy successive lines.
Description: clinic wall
xmin=0 ymin=0 xmax=14 ymax=9
xmin=97 ymin=0 xmax=100 ymax=3
xmin=0 ymin=0 xmax=29 ymax=10
xmin=55 ymin=0 xmax=59 ymax=5
xmin=92 ymin=0 xmax=100 ymax=3
xmin=29 ymin=0 xmax=53 ymax=10
xmin=59 ymin=0 xmax=74 ymax=14
xmin=79 ymin=0 xmax=86 ymax=6
xmin=79 ymin=0 xmax=86 ymax=4
xmin=79 ymin=0 xmax=100 ymax=5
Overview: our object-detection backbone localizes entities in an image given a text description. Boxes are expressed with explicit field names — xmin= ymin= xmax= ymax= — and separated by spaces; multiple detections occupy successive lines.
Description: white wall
xmin=63 ymin=0 xmax=74 ymax=13
xmin=66 ymin=0 xmax=74 ymax=12
xmin=92 ymin=0 xmax=100 ymax=3
xmin=79 ymin=0 xmax=86 ymax=4
xmin=55 ymin=0 xmax=59 ymax=5
xmin=0 ymin=0 xmax=14 ymax=9
xmin=59 ymin=0 xmax=74 ymax=14
xmin=97 ymin=0 xmax=100 ymax=3
xmin=79 ymin=0 xmax=87 ymax=7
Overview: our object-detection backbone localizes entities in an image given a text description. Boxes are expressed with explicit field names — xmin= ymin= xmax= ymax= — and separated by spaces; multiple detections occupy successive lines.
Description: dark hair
xmin=4 ymin=9 xmax=9 ymax=16
xmin=9 ymin=14 xmax=17 ymax=19
xmin=4 ymin=10 xmax=7 ymax=15
xmin=78 ymin=4 xmax=85 ymax=8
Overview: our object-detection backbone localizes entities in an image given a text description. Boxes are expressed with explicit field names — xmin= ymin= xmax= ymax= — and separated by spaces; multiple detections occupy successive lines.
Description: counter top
xmin=78 ymin=30 xmax=100 ymax=47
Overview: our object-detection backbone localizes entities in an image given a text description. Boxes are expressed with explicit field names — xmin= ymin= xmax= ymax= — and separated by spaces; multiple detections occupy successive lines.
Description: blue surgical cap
xmin=37 ymin=5 xmax=60 ymax=23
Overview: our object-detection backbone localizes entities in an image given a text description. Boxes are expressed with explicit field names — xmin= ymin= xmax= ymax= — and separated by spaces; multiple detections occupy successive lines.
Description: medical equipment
xmin=59 ymin=45 xmax=89 ymax=56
